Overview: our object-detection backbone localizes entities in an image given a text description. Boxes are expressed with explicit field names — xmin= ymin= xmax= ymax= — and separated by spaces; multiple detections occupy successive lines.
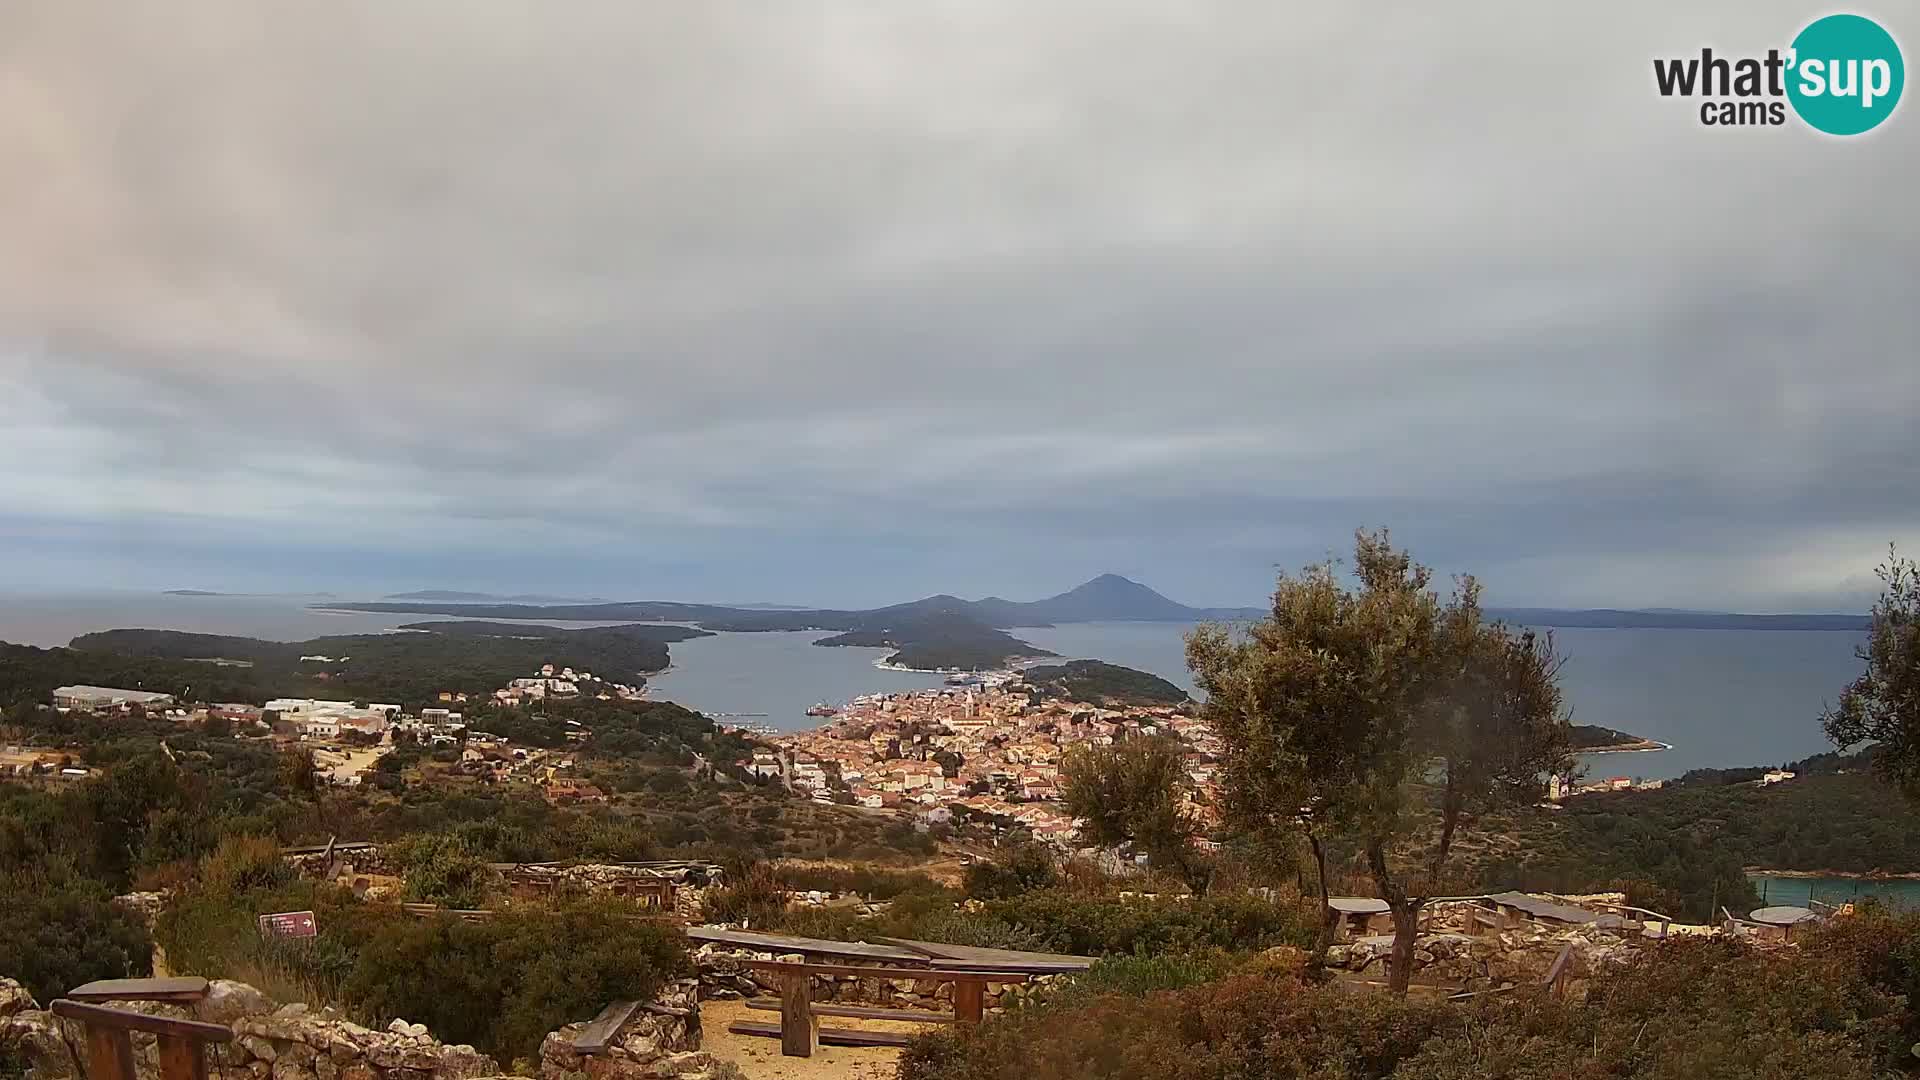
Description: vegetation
xmin=42 ymin=622 xmax=706 ymax=709
xmin=0 ymin=862 xmax=153 ymax=1004
xmin=1188 ymin=530 xmax=1571 ymax=990
xmin=1061 ymin=736 xmax=1211 ymax=893
xmin=1023 ymin=660 xmax=1188 ymax=706
xmin=1568 ymin=723 xmax=1654 ymax=749
xmin=153 ymin=839 xmax=687 ymax=1063
xmin=1822 ymin=545 xmax=1920 ymax=798
xmin=901 ymin=914 xmax=1920 ymax=1080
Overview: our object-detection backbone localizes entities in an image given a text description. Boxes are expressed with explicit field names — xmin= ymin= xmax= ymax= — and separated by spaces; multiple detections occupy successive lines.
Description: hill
xmin=1020 ymin=659 xmax=1189 ymax=706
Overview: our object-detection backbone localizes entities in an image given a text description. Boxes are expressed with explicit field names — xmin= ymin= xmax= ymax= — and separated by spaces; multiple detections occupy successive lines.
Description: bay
xmin=0 ymin=594 xmax=1871 ymax=778
xmin=1747 ymin=874 xmax=1920 ymax=911
xmin=1014 ymin=621 xmax=1868 ymax=781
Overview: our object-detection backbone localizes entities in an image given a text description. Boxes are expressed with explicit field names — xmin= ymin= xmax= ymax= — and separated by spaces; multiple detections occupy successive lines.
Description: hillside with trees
xmin=1023 ymin=660 xmax=1189 ymax=706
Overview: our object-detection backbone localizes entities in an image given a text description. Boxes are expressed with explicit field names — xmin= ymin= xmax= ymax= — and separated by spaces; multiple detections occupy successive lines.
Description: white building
xmin=52 ymin=685 xmax=175 ymax=710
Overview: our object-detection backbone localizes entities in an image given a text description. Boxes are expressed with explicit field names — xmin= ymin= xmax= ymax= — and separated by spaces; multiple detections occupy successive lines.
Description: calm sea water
xmin=0 ymin=595 xmax=1868 ymax=778
xmin=1017 ymin=621 xmax=1867 ymax=781
xmin=1748 ymin=874 xmax=1920 ymax=911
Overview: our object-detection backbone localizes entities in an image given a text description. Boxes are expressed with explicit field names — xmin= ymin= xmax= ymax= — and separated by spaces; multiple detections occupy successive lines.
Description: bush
xmin=343 ymin=901 xmax=688 ymax=1061
xmin=0 ymin=862 xmax=153 ymax=1003
xmin=390 ymin=834 xmax=497 ymax=909
xmin=900 ymin=965 xmax=1451 ymax=1080
xmin=701 ymin=863 xmax=789 ymax=927
xmin=979 ymin=889 xmax=1315 ymax=956
xmin=902 ymin=922 xmax=1920 ymax=1080
xmin=963 ymin=842 xmax=1059 ymax=900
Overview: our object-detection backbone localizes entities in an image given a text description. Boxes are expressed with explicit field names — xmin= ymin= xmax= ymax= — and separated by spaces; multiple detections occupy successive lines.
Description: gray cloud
xmin=2 ymin=0 xmax=1916 ymax=609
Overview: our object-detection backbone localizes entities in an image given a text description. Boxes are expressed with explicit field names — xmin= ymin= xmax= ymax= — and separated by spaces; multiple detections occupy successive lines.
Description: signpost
xmin=257 ymin=911 xmax=317 ymax=939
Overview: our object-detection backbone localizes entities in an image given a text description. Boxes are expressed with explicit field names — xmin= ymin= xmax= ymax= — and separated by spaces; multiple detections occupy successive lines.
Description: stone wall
xmin=0 ymin=978 xmax=735 ymax=1080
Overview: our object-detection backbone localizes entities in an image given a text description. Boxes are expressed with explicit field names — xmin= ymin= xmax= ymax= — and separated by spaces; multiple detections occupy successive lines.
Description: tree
xmin=1823 ymin=546 xmax=1920 ymax=796
xmin=201 ymin=711 xmax=233 ymax=738
xmin=1061 ymin=735 xmax=1212 ymax=893
xmin=1187 ymin=530 xmax=1569 ymax=993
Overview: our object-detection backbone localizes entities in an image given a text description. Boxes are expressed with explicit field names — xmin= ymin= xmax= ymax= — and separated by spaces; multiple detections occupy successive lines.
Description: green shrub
xmin=963 ymin=842 xmax=1059 ymax=900
xmin=701 ymin=863 xmax=788 ymax=927
xmin=900 ymin=966 xmax=1451 ymax=1080
xmin=342 ymin=900 xmax=688 ymax=1061
xmin=979 ymin=889 xmax=1314 ymax=956
xmin=390 ymin=833 xmax=497 ymax=909
xmin=0 ymin=861 xmax=153 ymax=1003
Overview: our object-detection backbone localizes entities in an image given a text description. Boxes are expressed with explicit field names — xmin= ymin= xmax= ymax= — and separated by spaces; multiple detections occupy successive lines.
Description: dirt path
xmin=699 ymin=999 xmax=932 ymax=1080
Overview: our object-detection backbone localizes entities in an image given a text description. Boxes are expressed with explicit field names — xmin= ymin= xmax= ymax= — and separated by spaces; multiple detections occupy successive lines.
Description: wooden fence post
xmin=780 ymin=971 xmax=818 ymax=1058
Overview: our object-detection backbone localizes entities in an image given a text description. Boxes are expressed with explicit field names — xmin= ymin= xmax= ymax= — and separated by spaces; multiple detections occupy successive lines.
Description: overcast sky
xmin=2 ymin=2 xmax=1914 ymax=611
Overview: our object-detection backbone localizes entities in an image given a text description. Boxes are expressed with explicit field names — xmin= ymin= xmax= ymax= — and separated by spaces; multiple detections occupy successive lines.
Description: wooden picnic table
xmin=728 ymin=960 xmax=1031 ymax=1057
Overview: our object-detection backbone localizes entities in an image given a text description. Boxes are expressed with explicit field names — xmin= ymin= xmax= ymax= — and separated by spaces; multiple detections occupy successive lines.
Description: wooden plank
xmin=50 ymin=1001 xmax=234 ymax=1043
xmin=155 ymin=1034 xmax=207 ymax=1080
xmin=84 ymin=1021 xmax=138 ymax=1080
xmin=878 ymin=938 xmax=1095 ymax=970
xmin=685 ymin=926 xmax=929 ymax=964
xmin=68 ymin=978 xmax=210 ymax=1004
xmin=728 ymin=1021 xmax=915 ymax=1049
xmin=780 ymin=971 xmax=817 ymax=1058
xmin=952 ymin=981 xmax=985 ymax=1026
xmin=570 ymin=1000 xmax=641 ymax=1055
xmin=747 ymin=1000 xmax=956 ymax=1023
xmin=738 ymin=960 xmax=1026 ymax=983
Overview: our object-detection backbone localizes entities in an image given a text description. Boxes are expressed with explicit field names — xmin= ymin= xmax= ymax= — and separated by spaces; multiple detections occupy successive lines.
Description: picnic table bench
xmin=726 ymin=960 xmax=1030 ymax=1057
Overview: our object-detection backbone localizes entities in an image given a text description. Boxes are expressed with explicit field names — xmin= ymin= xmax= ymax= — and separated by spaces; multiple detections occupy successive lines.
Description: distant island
xmin=313 ymin=574 xmax=1871 ymax=676
xmin=163 ymin=589 xmax=230 ymax=596
xmin=327 ymin=573 xmax=1870 ymax=633
xmin=1021 ymin=659 xmax=1189 ymax=707
xmin=384 ymin=590 xmax=602 ymax=603
xmin=1570 ymin=723 xmax=1668 ymax=753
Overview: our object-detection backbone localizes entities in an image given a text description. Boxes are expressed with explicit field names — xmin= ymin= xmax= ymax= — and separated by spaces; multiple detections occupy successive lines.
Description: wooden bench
xmin=727 ymin=961 xmax=1029 ymax=1058
xmin=50 ymin=999 xmax=232 ymax=1080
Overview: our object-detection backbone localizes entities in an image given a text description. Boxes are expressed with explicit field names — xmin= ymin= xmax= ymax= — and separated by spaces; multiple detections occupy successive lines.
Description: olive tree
xmin=1061 ymin=734 xmax=1212 ymax=893
xmin=1823 ymin=546 xmax=1920 ymax=795
xmin=1188 ymin=530 xmax=1569 ymax=993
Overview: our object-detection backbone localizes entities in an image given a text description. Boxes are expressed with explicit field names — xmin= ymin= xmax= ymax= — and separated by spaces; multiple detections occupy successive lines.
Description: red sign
xmin=258 ymin=911 xmax=317 ymax=939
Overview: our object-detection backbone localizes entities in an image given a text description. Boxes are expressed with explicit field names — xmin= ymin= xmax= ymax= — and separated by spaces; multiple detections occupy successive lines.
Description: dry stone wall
xmin=0 ymin=978 xmax=734 ymax=1080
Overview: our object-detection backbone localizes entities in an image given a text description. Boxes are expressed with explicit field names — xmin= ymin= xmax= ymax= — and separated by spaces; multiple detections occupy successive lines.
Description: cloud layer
xmin=3 ymin=1 xmax=1915 ymax=609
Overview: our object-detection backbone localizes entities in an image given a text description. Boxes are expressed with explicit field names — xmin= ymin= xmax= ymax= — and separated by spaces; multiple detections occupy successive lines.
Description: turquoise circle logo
xmin=1788 ymin=14 xmax=1904 ymax=134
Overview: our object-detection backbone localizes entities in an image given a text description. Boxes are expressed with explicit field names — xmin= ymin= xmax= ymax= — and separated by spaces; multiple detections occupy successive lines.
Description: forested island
xmin=815 ymin=611 xmax=1055 ymax=671
xmin=0 ymin=622 xmax=708 ymax=710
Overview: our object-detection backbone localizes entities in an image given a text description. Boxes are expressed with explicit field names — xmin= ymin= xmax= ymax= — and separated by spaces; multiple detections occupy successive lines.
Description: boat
xmin=804 ymin=702 xmax=837 ymax=717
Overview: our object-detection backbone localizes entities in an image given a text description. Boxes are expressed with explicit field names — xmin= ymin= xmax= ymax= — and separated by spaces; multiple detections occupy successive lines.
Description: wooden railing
xmin=49 ymin=999 xmax=231 ymax=1080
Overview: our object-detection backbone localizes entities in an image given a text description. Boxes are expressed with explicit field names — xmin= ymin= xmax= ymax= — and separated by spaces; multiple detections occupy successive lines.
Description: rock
xmin=339 ymin=1065 xmax=378 ymax=1080
xmin=273 ymin=1061 xmax=318 ymax=1080
xmin=198 ymin=981 xmax=276 ymax=1026
xmin=0 ymin=979 xmax=37 ymax=1019
xmin=0 ymin=1010 xmax=83 ymax=1080
xmin=240 ymin=1036 xmax=280 ymax=1062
